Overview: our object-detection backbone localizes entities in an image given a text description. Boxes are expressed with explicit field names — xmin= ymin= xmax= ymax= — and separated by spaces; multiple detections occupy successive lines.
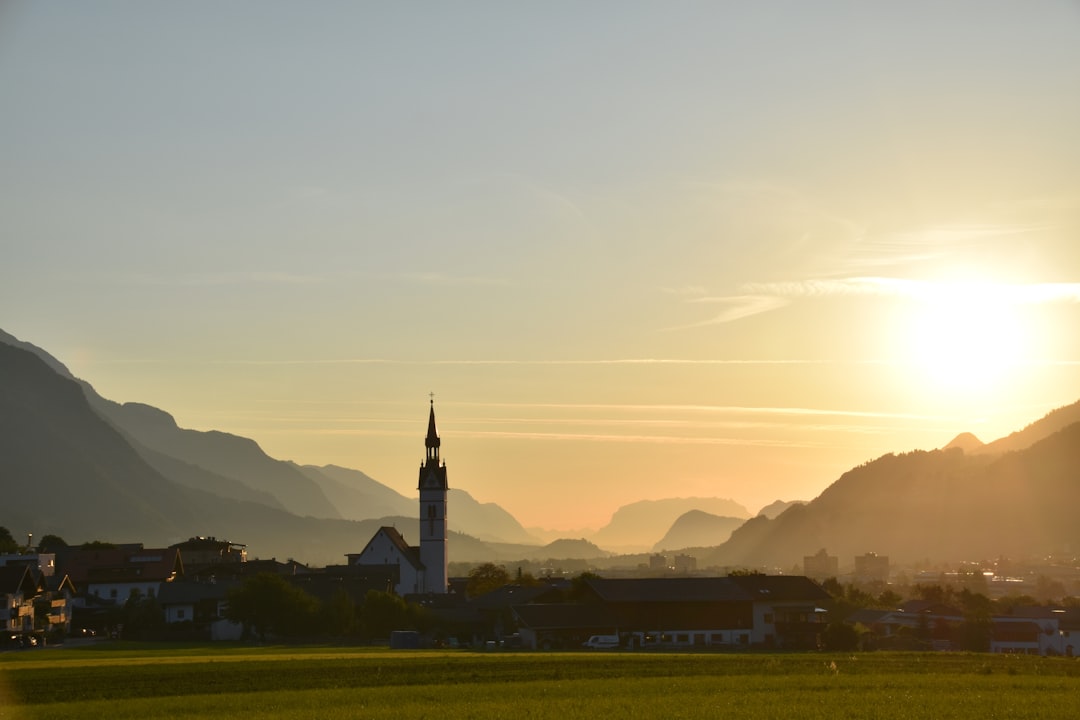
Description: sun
xmin=904 ymin=280 xmax=1030 ymax=395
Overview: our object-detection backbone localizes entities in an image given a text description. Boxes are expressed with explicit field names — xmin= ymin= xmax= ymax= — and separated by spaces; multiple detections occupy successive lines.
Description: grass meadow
xmin=3 ymin=644 xmax=1080 ymax=719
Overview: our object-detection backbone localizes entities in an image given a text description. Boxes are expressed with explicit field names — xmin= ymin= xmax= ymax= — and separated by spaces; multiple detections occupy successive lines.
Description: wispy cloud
xmin=838 ymin=223 xmax=1053 ymax=275
xmin=455 ymin=429 xmax=825 ymax=448
xmin=669 ymin=294 xmax=791 ymax=328
xmin=204 ymin=357 xmax=834 ymax=367
xmin=398 ymin=271 xmax=509 ymax=287
xmin=127 ymin=271 xmax=325 ymax=286
xmin=672 ymin=275 xmax=1080 ymax=330
xmin=744 ymin=277 xmax=1080 ymax=304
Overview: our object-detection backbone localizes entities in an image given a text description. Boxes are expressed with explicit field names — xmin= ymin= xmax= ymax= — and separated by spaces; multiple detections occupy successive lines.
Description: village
xmin=5 ymin=403 xmax=1080 ymax=656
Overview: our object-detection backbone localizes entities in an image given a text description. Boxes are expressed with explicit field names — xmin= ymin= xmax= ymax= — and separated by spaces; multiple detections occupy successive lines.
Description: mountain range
xmin=704 ymin=401 xmax=1080 ymax=570
xmin=3 ymin=327 xmax=1079 ymax=570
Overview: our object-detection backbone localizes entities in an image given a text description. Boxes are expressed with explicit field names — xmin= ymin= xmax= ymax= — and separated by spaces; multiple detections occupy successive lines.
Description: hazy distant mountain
xmin=0 ymin=339 xmax=357 ymax=561
xmin=449 ymin=489 xmax=540 ymax=544
xmin=0 ymin=339 xmax=197 ymax=541
xmin=299 ymin=464 xmax=415 ymax=520
xmin=525 ymin=526 xmax=596 ymax=545
xmin=974 ymin=400 xmax=1080 ymax=455
xmin=484 ymin=537 xmax=607 ymax=562
xmin=140 ymin=444 xmax=286 ymax=509
xmin=756 ymin=499 xmax=806 ymax=519
xmin=87 ymin=397 xmax=340 ymax=520
xmin=0 ymin=331 xmax=516 ymax=564
xmin=705 ymin=403 xmax=1080 ymax=569
xmin=943 ymin=432 xmax=984 ymax=453
xmin=539 ymin=537 xmax=607 ymax=560
xmin=0 ymin=329 xmax=75 ymax=379
xmin=652 ymin=510 xmax=745 ymax=552
xmin=591 ymin=497 xmax=751 ymax=552
xmin=0 ymin=330 xmax=340 ymax=520
xmin=300 ymin=464 xmax=539 ymax=544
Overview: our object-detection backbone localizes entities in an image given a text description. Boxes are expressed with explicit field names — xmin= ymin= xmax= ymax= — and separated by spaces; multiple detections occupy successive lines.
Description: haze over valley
xmin=4 ymin=330 xmax=1079 ymax=574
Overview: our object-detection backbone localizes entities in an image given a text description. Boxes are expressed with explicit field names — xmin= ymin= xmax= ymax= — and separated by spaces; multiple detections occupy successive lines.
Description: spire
xmin=425 ymin=396 xmax=441 ymax=464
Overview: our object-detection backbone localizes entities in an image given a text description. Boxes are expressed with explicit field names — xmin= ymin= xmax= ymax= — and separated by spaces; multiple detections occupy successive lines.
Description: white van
xmin=582 ymin=634 xmax=620 ymax=649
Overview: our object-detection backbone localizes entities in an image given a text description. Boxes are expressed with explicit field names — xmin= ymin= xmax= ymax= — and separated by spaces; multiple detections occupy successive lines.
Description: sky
xmin=2 ymin=2 xmax=1080 ymax=533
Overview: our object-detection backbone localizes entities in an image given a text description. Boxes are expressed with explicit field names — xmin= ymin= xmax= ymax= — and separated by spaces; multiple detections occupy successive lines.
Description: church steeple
xmin=425 ymin=398 xmax=441 ymax=466
xmin=418 ymin=396 xmax=449 ymax=593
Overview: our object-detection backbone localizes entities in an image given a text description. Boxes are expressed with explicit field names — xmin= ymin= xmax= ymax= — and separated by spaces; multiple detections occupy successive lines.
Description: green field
xmin=3 ymin=645 xmax=1079 ymax=719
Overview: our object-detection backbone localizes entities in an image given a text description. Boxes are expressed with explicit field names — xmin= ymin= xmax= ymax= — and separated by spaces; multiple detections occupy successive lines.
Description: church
xmin=345 ymin=399 xmax=449 ymax=595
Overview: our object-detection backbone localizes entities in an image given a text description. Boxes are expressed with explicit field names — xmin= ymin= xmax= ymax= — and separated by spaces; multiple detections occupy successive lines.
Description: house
xmin=169 ymin=536 xmax=246 ymax=575
xmin=1 ymin=564 xmax=42 ymax=642
xmin=843 ymin=603 xmax=1077 ymax=656
xmin=0 ymin=551 xmax=57 ymax=578
xmin=157 ymin=579 xmax=242 ymax=641
xmin=346 ymin=526 xmax=423 ymax=596
xmin=513 ymin=603 xmax=615 ymax=650
xmin=56 ymin=546 xmax=183 ymax=605
xmin=288 ymin=567 xmax=399 ymax=609
xmin=37 ymin=574 xmax=77 ymax=636
xmin=511 ymin=575 xmax=830 ymax=650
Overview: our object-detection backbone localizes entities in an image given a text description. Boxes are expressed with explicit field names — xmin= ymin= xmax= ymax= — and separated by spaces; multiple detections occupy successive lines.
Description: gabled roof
xmin=899 ymin=600 xmax=962 ymax=616
xmin=59 ymin=547 xmax=183 ymax=585
xmin=43 ymin=574 xmax=76 ymax=595
xmin=1006 ymin=606 xmax=1080 ymax=631
xmin=287 ymin=572 xmax=396 ymax=604
xmin=0 ymin=564 xmax=42 ymax=596
xmin=352 ymin=526 xmax=423 ymax=570
xmin=727 ymin=574 xmax=832 ymax=602
xmin=845 ymin=608 xmax=893 ymax=626
xmin=157 ymin=579 xmax=235 ymax=606
xmin=513 ymin=603 xmax=615 ymax=631
xmin=586 ymin=577 xmax=749 ymax=603
xmin=469 ymin=583 xmax=563 ymax=609
xmin=585 ymin=575 xmax=830 ymax=605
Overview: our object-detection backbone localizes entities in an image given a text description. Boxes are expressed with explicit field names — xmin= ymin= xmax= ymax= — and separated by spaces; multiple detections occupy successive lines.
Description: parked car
xmin=582 ymin=634 xmax=620 ymax=649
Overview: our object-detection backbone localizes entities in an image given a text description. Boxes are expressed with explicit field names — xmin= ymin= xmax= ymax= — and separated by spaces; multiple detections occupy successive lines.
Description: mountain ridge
xmin=704 ymin=402 xmax=1080 ymax=569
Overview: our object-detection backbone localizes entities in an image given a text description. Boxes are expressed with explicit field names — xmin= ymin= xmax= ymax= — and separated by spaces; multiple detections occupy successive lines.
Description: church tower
xmin=417 ymin=398 xmax=448 ymax=593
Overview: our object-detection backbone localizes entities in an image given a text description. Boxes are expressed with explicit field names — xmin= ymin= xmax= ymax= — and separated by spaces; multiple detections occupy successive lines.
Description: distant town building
xmin=169 ymin=537 xmax=246 ymax=574
xmin=854 ymin=552 xmax=890 ymax=583
xmin=673 ymin=554 xmax=697 ymax=574
xmin=649 ymin=554 xmax=669 ymax=571
xmin=803 ymin=549 xmax=839 ymax=579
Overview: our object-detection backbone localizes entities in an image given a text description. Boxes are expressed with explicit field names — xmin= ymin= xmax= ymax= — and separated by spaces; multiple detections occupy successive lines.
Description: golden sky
xmin=2 ymin=2 xmax=1079 ymax=530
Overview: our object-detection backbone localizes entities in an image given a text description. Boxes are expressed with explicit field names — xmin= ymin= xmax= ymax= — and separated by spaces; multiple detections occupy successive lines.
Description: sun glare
xmin=905 ymin=281 xmax=1030 ymax=395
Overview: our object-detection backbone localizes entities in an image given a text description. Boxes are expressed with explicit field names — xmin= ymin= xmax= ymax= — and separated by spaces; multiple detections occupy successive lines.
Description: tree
xmin=320 ymin=587 xmax=358 ymax=637
xmin=122 ymin=589 xmax=165 ymax=641
xmin=81 ymin=540 xmax=117 ymax=550
xmin=466 ymin=563 xmax=510 ymax=598
xmin=225 ymin=573 xmax=320 ymax=641
xmin=0 ymin=526 xmax=20 ymax=553
xmin=36 ymin=534 xmax=68 ymax=553
xmin=359 ymin=590 xmax=410 ymax=640
xmin=821 ymin=621 xmax=860 ymax=651
xmin=876 ymin=589 xmax=903 ymax=610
